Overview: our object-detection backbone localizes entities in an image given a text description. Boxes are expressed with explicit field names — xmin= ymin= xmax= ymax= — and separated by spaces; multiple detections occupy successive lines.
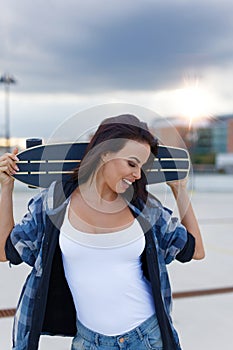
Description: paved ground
xmin=0 ymin=174 xmax=233 ymax=349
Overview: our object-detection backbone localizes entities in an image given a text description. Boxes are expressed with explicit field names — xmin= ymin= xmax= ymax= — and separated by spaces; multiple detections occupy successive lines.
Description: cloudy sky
xmin=0 ymin=0 xmax=233 ymax=139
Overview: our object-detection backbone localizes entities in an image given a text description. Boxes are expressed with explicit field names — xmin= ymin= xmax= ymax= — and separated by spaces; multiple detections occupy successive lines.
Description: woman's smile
xmin=99 ymin=140 xmax=151 ymax=195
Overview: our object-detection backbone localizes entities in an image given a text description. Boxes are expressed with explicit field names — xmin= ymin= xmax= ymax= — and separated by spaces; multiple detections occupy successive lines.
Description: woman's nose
xmin=133 ymin=167 xmax=141 ymax=180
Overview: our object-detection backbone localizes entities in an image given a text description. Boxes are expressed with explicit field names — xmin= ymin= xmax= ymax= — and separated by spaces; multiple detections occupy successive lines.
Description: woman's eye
xmin=128 ymin=161 xmax=136 ymax=167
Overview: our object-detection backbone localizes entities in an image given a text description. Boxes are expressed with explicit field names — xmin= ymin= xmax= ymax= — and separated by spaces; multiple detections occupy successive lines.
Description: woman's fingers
xmin=167 ymin=177 xmax=188 ymax=188
xmin=0 ymin=151 xmax=19 ymax=163
xmin=0 ymin=151 xmax=19 ymax=177
xmin=0 ymin=165 xmax=15 ymax=176
xmin=12 ymin=147 xmax=19 ymax=156
xmin=0 ymin=158 xmax=19 ymax=174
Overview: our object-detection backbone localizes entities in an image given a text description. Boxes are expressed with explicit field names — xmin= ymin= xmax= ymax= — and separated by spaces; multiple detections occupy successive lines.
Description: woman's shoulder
xmin=147 ymin=192 xmax=163 ymax=208
xmin=134 ymin=192 xmax=173 ymax=224
xmin=26 ymin=181 xmax=71 ymax=215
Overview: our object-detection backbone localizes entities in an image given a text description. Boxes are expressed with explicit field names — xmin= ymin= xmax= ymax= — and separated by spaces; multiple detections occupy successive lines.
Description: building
xmin=151 ymin=114 xmax=233 ymax=172
xmin=227 ymin=118 xmax=233 ymax=152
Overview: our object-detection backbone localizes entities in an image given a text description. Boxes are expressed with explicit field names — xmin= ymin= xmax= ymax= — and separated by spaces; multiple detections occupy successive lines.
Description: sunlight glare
xmin=175 ymin=80 xmax=210 ymax=128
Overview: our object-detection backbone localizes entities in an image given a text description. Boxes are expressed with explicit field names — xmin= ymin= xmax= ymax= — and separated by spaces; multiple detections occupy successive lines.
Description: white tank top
xmin=59 ymin=207 xmax=155 ymax=335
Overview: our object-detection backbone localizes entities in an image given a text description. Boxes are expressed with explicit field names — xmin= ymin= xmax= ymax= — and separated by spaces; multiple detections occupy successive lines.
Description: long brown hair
xmin=73 ymin=114 xmax=158 ymax=204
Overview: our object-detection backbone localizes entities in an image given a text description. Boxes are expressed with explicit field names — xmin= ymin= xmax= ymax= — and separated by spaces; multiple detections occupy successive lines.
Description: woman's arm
xmin=168 ymin=178 xmax=205 ymax=260
xmin=0 ymin=148 xmax=19 ymax=261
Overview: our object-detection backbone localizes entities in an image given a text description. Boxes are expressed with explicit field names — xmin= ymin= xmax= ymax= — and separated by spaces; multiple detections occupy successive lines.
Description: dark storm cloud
xmin=1 ymin=0 xmax=233 ymax=93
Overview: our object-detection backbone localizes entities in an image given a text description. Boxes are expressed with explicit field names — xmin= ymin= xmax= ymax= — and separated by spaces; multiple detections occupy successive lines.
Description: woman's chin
xmin=116 ymin=180 xmax=130 ymax=193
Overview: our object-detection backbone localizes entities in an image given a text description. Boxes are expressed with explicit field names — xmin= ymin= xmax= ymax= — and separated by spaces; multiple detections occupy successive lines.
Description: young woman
xmin=0 ymin=114 xmax=205 ymax=350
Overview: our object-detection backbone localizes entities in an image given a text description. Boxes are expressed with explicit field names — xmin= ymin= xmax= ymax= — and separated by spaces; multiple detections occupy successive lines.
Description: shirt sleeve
xmin=156 ymin=206 xmax=194 ymax=264
xmin=5 ymin=191 xmax=46 ymax=266
xmin=176 ymin=231 xmax=195 ymax=263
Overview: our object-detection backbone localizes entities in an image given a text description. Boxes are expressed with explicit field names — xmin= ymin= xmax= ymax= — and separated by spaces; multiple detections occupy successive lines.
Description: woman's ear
xmin=101 ymin=152 xmax=108 ymax=163
xmin=101 ymin=151 xmax=113 ymax=164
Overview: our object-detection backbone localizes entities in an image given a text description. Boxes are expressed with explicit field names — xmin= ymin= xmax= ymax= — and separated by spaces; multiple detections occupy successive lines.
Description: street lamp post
xmin=0 ymin=73 xmax=16 ymax=152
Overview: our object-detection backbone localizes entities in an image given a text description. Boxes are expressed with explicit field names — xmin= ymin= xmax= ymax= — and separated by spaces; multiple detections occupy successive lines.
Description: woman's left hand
xmin=166 ymin=177 xmax=188 ymax=193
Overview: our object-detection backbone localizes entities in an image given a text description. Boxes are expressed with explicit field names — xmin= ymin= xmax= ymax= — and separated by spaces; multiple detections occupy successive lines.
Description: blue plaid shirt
xmin=6 ymin=182 xmax=193 ymax=350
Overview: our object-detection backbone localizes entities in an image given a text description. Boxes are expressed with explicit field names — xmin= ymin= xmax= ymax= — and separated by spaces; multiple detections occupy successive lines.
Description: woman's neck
xmin=76 ymin=176 xmax=126 ymax=214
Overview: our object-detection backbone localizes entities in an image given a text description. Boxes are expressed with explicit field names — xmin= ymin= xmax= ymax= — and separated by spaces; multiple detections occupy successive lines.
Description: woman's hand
xmin=0 ymin=148 xmax=19 ymax=188
xmin=166 ymin=177 xmax=188 ymax=192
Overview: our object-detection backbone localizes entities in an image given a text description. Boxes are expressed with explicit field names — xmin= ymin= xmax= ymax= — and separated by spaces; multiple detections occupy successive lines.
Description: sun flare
xmin=175 ymin=80 xmax=211 ymax=128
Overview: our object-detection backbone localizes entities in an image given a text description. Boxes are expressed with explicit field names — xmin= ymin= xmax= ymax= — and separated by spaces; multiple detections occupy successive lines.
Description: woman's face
xmin=99 ymin=139 xmax=151 ymax=194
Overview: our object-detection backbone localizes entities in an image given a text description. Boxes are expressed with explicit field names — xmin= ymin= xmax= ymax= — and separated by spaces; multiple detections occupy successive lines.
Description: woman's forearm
xmin=170 ymin=183 xmax=205 ymax=260
xmin=0 ymin=148 xmax=19 ymax=261
xmin=0 ymin=184 xmax=15 ymax=261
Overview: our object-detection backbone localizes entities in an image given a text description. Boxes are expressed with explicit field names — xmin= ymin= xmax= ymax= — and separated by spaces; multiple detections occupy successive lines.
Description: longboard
xmin=13 ymin=141 xmax=190 ymax=188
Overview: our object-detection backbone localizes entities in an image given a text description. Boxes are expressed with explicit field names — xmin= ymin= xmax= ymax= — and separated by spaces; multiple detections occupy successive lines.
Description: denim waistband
xmin=76 ymin=314 xmax=158 ymax=347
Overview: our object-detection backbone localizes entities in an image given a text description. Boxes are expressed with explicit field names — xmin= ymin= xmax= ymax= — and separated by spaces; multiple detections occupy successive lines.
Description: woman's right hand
xmin=0 ymin=148 xmax=19 ymax=187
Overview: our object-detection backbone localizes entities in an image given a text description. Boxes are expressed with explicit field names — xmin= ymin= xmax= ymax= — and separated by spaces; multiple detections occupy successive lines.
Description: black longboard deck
xmin=13 ymin=142 xmax=190 ymax=188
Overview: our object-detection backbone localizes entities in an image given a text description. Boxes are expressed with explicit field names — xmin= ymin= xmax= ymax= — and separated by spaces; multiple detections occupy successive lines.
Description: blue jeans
xmin=72 ymin=314 xmax=163 ymax=350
